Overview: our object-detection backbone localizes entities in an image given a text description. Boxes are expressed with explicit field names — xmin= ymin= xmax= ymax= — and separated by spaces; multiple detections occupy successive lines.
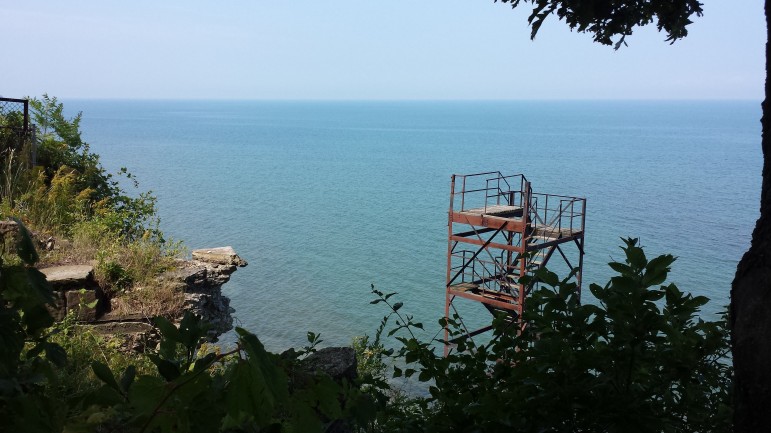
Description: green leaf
xmin=178 ymin=312 xmax=207 ymax=351
xmin=128 ymin=375 xmax=165 ymax=415
xmin=418 ymin=370 xmax=432 ymax=382
xmin=120 ymin=365 xmax=136 ymax=392
xmin=625 ymin=245 xmax=647 ymax=269
xmin=193 ymin=353 xmax=218 ymax=372
xmin=153 ymin=316 xmax=180 ymax=342
xmin=43 ymin=342 xmax=67 ymax=367
xmin=287 ymin=397 xmax=322 ymax=433
xmin=225 ymin=361 xmax=273 ymax=426
xmin=148 ymin=354 xmax=181 ymax=381
xmin=12 ymin=218 xmax=39 ymax=265
xmin=608 ymin=261 xmax=633 ymax=275
xmin=92 ymin=361 xmax=122 ymax=393
xmin=314 ymin=376 xmax=342 ymax=419
xmin=232 ymin=327 xmax=290 ymax=421
xmin=22 ymin=304 xmax=55 ymax=336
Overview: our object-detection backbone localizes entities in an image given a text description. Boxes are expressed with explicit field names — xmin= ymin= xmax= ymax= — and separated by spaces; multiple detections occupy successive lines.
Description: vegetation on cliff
xmin=1 ymin=98 xmax=733 ymax=432
xmin=1 ymin=95 xmax=182 ymax=307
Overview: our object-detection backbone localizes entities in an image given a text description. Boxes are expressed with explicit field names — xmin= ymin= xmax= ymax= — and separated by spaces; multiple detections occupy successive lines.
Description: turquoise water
xmin=71 ymin=100 xmax=761 ymax=351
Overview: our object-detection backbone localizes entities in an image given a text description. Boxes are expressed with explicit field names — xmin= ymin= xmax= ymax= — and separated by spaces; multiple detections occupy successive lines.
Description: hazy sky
xmin=2 ymin=1 xmax=765 ymax=100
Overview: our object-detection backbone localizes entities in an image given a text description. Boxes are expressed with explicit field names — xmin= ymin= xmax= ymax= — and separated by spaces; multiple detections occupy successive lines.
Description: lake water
xmin=70 ymin=100 xmax=761 ymax=351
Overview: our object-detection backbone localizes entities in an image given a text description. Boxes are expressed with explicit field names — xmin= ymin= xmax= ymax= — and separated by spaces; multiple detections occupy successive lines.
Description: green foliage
xmin=0 ymin=220 xmax=69 ymax=432
xmin=74 ymin=314 xmax=373 ymax=433
xmin=496 ymin=0 xmax=703 ymax=48
xmin=366 ymin=238 xmax=732 ymax=432
xmin=46 ymin=310 xmax=157 ymax=407
xmin=352 ymin=334 xmax=387 ymax=384
xmin=1 ymin=220 xmax=374 ymax=432
xmin=1 ymin=94 xmax=159 ymax=241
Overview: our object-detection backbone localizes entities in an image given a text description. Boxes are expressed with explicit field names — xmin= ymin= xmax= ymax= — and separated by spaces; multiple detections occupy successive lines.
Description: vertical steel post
xmin=518 ymin=181 xmax=531 ymax=319
xmin=445 ymin=175 xmax=456 ymax=356
xmin=576 ymin=199 xmax=586 ymax=298
xmin=22 ymin=99 xmax=29 ymax=134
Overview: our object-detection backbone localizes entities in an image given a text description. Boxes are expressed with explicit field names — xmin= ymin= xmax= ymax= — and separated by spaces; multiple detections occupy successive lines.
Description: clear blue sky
xmin=2 ymin=0 xmax=765 ymax=100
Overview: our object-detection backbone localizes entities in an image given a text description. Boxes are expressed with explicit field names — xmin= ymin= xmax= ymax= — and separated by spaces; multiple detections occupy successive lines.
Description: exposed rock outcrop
xmin=303 ymin=347 xmax=358 ymax=383
xmin=39 ymin=264 xmax=102 ymax=321
xmin=158 ymin=247 xmax=248 ymax=338
xmin=35 ymin=244 xmax=247 ymax=344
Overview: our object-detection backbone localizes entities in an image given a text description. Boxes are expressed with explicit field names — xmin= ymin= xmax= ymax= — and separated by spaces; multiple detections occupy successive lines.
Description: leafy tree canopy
xmin=497 ymin=0 xmax=704 ymax=48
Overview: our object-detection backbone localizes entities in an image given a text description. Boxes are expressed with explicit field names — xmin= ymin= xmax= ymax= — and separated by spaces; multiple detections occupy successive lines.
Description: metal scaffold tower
xmin=444 ymin=171 xmax=586 ymax=353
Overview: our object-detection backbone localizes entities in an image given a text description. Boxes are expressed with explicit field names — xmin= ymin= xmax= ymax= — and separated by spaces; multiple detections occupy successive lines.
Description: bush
xmin=1 ymin=221 xmax=376 ymax=433
xmin=366 ymin=238 xmax=733 ymax=432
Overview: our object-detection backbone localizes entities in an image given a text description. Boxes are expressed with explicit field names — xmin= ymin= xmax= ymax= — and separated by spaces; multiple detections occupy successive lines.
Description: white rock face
xmin=191 ymin=246 xmax=248 ymax=267
xmin=40 ymin=265 xmax=94 ymax=286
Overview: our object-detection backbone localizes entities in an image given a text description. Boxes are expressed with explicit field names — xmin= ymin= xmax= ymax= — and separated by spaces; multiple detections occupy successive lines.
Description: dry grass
xmin=110 ymin=280 xmax=186 ymax=319
xmin=35 ymin=215 xmax=188 ymax=320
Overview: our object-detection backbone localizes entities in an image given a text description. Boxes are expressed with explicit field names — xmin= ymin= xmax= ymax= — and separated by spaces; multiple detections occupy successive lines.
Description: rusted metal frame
xmin=469 ymin=271 xmax=517 ymax=286
xmin=453 ymin=226 xmax=498 ymax=238
xmin=450 ymin=212 xmax=525 ymax=232
xmin=547 ymin=199 xmax=569 ymax=229
xmin=467 ymin=223 xmax=512 ymax=292
xmin=446 ymin=175 xmax=457 ymax=355
xmin=523 ymin=245 xmax=558 ymax=297
xmin=485 ymin=178 xmax=493 ymax=211
xmin=460 ymin=176 xmax=467 ymax=211
xmin=448 ymin=324 xmax=494 ymax=344
xmin=450 ymin=212 xmax=520 ymax=286
xmin=567 ymin=199 xmax=575 ymax=232
xmin=447 ymin=225 xmax=506 ymax=288
xmin=554 ymin=244 xmax=574 ymax=270
xmin=449 ymin=301 xmax=475 ymax=349
xmin=505 ymin=225 xmax=515 ymax=290
xmin=449 ymin=235 xmax=522 ymax=252
xmin=466 ymin=254 xmax=497 ymax=285
xmin=532 ymin=191 xmax=584 ymax=200
xmin=525 ymin=234 xmax=582 ymax=253
xmin=574 ymin=236 xmax=585 ymax=297
xmin=518 ymin=182 xmax=531 ymax=320
xmin=450 ymin=250 xmax=502 ymax=285
xmin=576 ymin=200 xmax=586 ymax=298
xmin=447 ymin=288 xmax=519 ymax=311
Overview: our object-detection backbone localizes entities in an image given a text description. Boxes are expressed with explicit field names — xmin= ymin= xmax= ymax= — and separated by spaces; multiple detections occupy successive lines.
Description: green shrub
xmin=367 ymin=238 xmax=733 ymax=433
xmin=2 ymin=221 xmax=376 ymax=433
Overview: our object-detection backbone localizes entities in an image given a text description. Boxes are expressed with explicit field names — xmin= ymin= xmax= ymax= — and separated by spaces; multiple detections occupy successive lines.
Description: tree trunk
xmin=730 ymin=0 xmax=771 ymax=430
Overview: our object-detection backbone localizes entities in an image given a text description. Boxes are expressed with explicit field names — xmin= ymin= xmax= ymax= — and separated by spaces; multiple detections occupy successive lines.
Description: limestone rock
xmin=191 ymin=246 xmax=248 ymax=267
xmin=90 ymin=321 xmax=157 ymax=352
xmin=183 ymin=292 xmax=234 ymax=339
xmin=90 ymin=321 xmax=154 ymax=335
xmin=97 ymin=311 xmax=150 ymax=322
xmin=40 ymin=265 xmax=94 ymax=290
xmin=155 ymin=247 xmax=247 ymax=339
xmin=303 ymin=347 xmax=358 ymax=383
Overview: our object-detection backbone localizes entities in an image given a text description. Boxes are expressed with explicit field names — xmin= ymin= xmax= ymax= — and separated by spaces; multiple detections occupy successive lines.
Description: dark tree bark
xmin=730 ymin=0 xmax=771 ymax=430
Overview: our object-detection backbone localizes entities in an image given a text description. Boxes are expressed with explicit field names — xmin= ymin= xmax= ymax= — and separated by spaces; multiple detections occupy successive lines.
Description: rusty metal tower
xmin=444 ymin=172 xmax=586 ymax=352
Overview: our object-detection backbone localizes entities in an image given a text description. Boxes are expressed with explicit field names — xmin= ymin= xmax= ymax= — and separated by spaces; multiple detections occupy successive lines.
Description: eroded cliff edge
xmin=38 ymin=242 xmax=247 ymax=347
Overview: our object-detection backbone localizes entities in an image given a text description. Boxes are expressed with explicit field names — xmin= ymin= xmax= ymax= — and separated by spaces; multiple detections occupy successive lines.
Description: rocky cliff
xmin=39 ymin=245 xmax=247 ymax=346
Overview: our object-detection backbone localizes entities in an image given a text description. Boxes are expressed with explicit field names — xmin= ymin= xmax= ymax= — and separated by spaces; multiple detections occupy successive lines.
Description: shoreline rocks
xmin=37 ymin=246 xmax=247 ymax=344
xmin=163 ymin=247 xmax=249 ymax=338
